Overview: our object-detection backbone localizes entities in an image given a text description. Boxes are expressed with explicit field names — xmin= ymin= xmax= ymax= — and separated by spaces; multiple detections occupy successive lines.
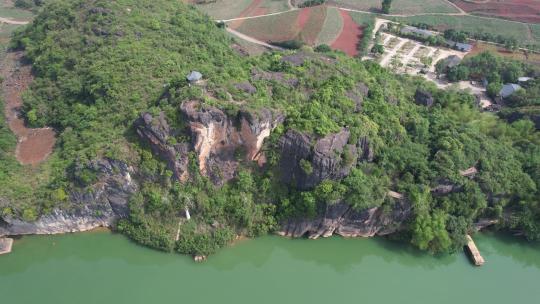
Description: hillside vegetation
xmin=2 ymin=0 xmax=539 ymax=256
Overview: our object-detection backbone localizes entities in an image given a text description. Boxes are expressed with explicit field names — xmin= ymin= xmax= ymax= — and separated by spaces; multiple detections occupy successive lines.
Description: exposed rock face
xmin=181 ymin=101 xmax=284 ymax=184
xmin=136 ymin=102 xmax=284 ymax=185
xmin=136 ymin=112 xmax=190 ymax=181
xmin=0 ymin=159 xmax=137 ymax=236
xmin=346 ymin=82 xmax=369 ymax=112
xmin=278 ymin=129 xmax=367 ymax=190
xmin=251 ymin=68 xmax=299 ymax=87
xmin=234 ymin=82 xmax=257 ymax=94
xmin=279 ymin=200 xmax=412 ymax=238
xmin=357 ymin=136 xmax=374 ymax=162
xmin=414 ymin=89 xmax=434 ymax=107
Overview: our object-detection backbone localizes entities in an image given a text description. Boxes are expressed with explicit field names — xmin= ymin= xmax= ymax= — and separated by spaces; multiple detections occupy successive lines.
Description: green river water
xmin=1 ymin=231 xmax=539 ymax=304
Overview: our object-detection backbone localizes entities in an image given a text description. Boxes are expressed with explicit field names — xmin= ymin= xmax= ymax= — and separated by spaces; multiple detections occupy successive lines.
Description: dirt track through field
xmin=1 ymin=52 xmax=55 ymax=165
xmin=0 ymin=17 xmax=29 ymax=25
xmin=229 ymin=0 xmax=264 ymax=29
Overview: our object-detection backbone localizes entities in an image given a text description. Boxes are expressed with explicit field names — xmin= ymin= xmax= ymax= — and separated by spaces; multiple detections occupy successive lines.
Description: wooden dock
xmin=465 ymin=235 xmax=485 ymax=266
xmin=0 ymin=237 xmax=13 ymax=255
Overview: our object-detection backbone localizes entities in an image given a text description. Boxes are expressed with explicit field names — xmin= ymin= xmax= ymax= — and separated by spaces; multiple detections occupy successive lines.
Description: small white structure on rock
xmin=186 ymin=71 xmax=203 ymax=85
xmin=0 ymin=238 xmax=14 ymax=255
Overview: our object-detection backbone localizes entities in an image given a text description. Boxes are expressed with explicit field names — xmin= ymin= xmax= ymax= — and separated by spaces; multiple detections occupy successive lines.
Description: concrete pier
xmin=0 ymin=237 xmax=13 ymax=255
xmin=465 ymin=235 xmax=485 ymax=266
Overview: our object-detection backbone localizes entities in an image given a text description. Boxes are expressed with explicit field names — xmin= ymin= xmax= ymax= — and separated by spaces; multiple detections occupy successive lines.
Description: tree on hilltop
xmin=382 ymin=0 xmax=393 ymax=14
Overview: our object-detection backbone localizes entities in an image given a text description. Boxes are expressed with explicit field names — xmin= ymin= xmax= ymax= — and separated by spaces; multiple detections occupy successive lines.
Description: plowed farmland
xmin=234 ymin=6 xmax=329 ymax=45
xmin=451 ymin=0 xmax=540 ymax=23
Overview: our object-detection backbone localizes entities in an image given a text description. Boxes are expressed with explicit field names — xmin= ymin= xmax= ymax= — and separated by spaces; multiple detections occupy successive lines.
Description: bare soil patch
xmin=331 ymin=10 xmax=362 ymax=56
xmin=1 ymin=51 xmax=55 ymax=165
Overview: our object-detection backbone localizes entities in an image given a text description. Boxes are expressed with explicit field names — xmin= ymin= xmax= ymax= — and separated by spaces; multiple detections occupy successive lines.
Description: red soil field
xmin=2 ymin=52 xmax=56 ymax=165
xmin=297 ymin=5 xmax=327 ymax=45
xmin=235 ymin=6 xmax=326 ymax=45
xmin=229 ymin=0 xmax=265 ymax=29
xmin=297 ymin=7 xmax=312 ymax=29
xmin=451 ymin=0 xmax=540 ymax=23
xmin=331 ymin=10 xmax=362 ymax=57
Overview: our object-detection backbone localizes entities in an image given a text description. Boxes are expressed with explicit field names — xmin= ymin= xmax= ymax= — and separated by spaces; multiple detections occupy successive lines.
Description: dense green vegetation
xmin=2 ymin=0 xmax=539 ymax=256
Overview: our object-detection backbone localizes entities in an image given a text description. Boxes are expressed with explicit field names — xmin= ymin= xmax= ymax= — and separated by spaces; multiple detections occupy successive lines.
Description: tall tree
xmin=382 ymin=0 xmax=392 ymax=14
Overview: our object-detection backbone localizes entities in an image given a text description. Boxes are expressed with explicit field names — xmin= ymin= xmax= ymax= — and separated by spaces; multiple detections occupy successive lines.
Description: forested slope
xmin=1 ymin=0 xmax=538 ymax=256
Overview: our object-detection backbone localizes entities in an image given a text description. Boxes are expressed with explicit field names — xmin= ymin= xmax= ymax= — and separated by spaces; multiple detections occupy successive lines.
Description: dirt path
xmin=0 ymin=17 xmax=29 ymax=25
xmin=443 ymin=0 xmax=467 ymax=15
xmin=1 ymin=52 xmax=55 ymax=165
xmin=226 ymin=27 xmax=285 ymax=50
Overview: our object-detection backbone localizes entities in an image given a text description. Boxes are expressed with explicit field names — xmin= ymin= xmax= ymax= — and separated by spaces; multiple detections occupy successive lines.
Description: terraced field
xmin=186 ymin=0 xmax=289 ymax=21
xmin=450 ymin=0 xmax=540 ymax=24
xmin=393 ymin=14 xmax=539 ymax=48
xmin=233 ymin=6 xmax=334 ymax=45
xmin=328 ymin=0 xmax=460 ymax=14
xmin=316 ymin=6 xmax=343 ymax=45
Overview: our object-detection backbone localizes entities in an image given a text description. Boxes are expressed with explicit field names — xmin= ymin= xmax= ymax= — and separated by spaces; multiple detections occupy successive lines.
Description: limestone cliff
xmin=279 ymin=200 xmax=412 ymax=239
xmin=0 ymin=159 xmax=137 ymax=236
xmin=137 ymin=101 xmax=284 ymax=185
xmin=278 ymin=129 xmax=373 ymax=190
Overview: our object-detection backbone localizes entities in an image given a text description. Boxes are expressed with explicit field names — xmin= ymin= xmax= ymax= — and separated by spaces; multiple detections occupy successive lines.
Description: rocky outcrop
xmin=137 ymin=101 xmax=284 ymax=185
xmin=181 ymin=101 xmax=284 ymax=184
xmin=414 ymin=89 xmax=434 ymax=107
xmin=278 ymin=129 xmax=370 ymax=190
xmin=0 ymin=159 xmax=137 ymax=236
xmin=136 ymin=112 xmax=190 ymax=181
xmin=279 ymin=200 xmax=412 ymax=238
xmin=346 ymin=82 xmax=369 ymax=112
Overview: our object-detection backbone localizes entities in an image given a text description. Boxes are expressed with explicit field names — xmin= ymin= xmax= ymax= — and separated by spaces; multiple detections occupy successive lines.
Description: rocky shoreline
xmin=0 ymin=237 xmax=13 ymax=255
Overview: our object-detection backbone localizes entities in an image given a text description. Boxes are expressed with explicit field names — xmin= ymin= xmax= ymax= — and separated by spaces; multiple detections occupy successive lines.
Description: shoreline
xmin=0 ymin=238 xmax=13 ymax=255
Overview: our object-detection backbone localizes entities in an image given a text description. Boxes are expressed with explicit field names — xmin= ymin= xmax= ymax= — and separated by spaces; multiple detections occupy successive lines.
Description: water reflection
xmin=476 ymin=231 xmax=540 ymax=270
xmin=206 ymin=235 xmax=458 ymax=272
xmin=0 ymin=231 xmax=189 ymax=275
xmin=2 ymin=231 xmax=540 ymax=276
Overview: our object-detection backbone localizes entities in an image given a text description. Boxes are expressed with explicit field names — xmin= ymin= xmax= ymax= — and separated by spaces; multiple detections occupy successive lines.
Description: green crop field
xmin=188 ymin=0 xmax=254 ymax=20
xmin=530 ymin=24 xmax=540 ymax=43
xmin=349 ymin=11 xmax=375 ymax=26
xmin=234 ymin=6 xmax=329 ymax=45
xmin=393 ymin=14 xmax=539 ymax=47
xmin=297 ymin=6 xmax=327 ymax=45
xmin=190 ymin=0 xmax=289 ymax=21
xmin=0 ymin=0 xmax=34 ymax=20
xmin=234 ymin=9 xmax=301 ymax=42
xmin=328 ymin=0 xmax=459 ymax=14
xmin=316 ymin=7 xmax=343 ymax=46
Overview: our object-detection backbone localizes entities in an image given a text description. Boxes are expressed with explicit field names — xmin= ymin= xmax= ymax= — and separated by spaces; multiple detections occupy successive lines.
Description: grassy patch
xmin=393 ymin=14 xmax=538 ymax=47
xmin=315 ymin=6 xmax=342 ymax=45
xmin=328 ymin=0 xmax=459 ymax=14
xmin=349 ymin=10 xmax=375 ymax=26
xmin=188 ymin=0 xmax=254 ymax=20
xmin=0 ymin=3 xmax=34 ymax=20
xmin=467 ymin=42 xmax=540 ymax=67
xmin=234 ymin=9 xmax=301 ymax=42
